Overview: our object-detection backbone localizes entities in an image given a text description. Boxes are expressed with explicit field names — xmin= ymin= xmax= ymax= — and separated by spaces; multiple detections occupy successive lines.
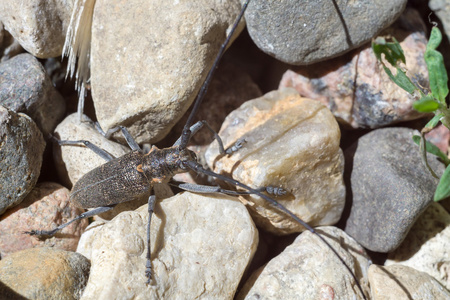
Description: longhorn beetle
xmin=26 ymin=1 xmax=367 ymax=298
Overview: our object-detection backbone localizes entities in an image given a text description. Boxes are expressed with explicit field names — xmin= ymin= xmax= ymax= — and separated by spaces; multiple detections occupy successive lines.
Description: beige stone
xmin=78 ymin=192 xmax=258 ymax=299
xmin=205 ymin=88 xmax=346 ymax=234
xmin=237 ymin=226 xmax=371 ymax=300
xmin=386 ymin=202 xmax=450 ymax=290
xmin=90 ymin=0 xmax=244 ymax=144
xmin=369 ymin=264 xmax=450 ymax=299
xmin=0 ymin=0 xmax=73 ymax=58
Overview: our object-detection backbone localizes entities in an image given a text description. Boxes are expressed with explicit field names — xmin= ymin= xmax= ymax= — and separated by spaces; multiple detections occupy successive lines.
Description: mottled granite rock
xmin=279 ymin=8 xmax=428 ymax=129
xmin=0 ymin=182 xmax=88 ymax=258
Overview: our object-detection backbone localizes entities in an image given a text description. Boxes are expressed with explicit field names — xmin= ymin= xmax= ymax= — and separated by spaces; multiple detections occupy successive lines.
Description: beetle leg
xmin=54 ymin=137 xmax=115 ymax=161
xmin=170 ymin=181 xmax=287 ymax=197
xmin=173 ymin=120 xmax=206 ymax=147
xmin=24 ymin=205 xmax=115 ymax=237
xmin=145 ymin=195 xmax=157 ymax=284
xmin=95 ymin=123 xmax=142 ymax=152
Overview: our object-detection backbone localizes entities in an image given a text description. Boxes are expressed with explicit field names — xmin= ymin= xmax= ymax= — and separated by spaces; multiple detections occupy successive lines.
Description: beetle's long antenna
xmin=186 ymin=160 xmax=368 ymax=300
xmin=179 ymin=0 xmax=249 ymax=149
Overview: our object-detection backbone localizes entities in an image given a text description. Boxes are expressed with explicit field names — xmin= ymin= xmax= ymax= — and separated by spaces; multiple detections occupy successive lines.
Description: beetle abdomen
xmin=71 ymin=151 xmax=151 ymax=208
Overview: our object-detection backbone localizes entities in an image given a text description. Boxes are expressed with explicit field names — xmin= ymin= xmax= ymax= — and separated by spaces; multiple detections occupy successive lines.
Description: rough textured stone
xmin=78 ymin=192 xmax=258 ymax=299
xmin=91 ymin=0 xmax=245 ymax=144
xmin=0 ymin=182 xmax=88 ymax=258
xmin=386 ymin=202 xmax=450 ymax=290
xmin=344 ymin=127 xmax=445 ymax=252
xmin=245 ymin=0 xmax=407 ymax=65
xmin=368 ymin=264 xmax=450 ymax=299
xmin=279 ymin=8 xmax=428 ymax=129
xmin=0 ymin=106 xmax=45 ymax=215
xmin=0 ymin=53 xmax=66 ymax=136
xmin=0 ymin=0 xmax=73 ymax=58
xmin=237 ymin=226 xmax=371 ymax=300
xmin=205 ymin=88 xmax=346 ymax=235
xmin=0 ymin=247 xmax=90 ymax=300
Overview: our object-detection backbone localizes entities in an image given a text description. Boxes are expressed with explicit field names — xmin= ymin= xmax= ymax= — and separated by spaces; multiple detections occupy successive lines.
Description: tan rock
xmin=369 ymin=264 xmax=450 ymax=299
xmin=0 ymin=182 xmax=87 ymax=257
xmin=205 ymin=88 xmax=346 ymax=234
xmin=78 ymin=192 xmax=258 ymax=299
xmin=0 ymin=247 xmax=90 ymax=300
xmin=237 ymin=226 xmax=371 ymax=300
xmin=0 ymin=0 xmax=73 ymax=58
xmin=91 ymin=0 xmax=245 ymax=144
xmin=386 ymin=202 xmax=450 ymax=290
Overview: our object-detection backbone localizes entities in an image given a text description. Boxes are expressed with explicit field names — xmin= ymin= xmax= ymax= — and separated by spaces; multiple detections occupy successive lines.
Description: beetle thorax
xmin=139 ymin=145 xmax=196 ymax=184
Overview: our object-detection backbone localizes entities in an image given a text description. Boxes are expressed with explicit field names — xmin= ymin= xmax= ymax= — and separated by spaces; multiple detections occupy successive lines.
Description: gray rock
xmin=0 ymin=247 xmax=90 ymax=300
xmin=386 ymin=202 xmax=450 ymax=290
xmin=344 ymin=127 xmax=444 ymax=252
xmin=0 ymin=0 xmax=73 ymax=58
xmin=0 ymin=53 xmax=66 ymax=136
xmin=205 ymin=88 xmax=346 ymax=235
xmin=0 ymin=106 xmax=45 ymax=215
xmin=368 ymin=264 xmax=450 ymax=299
xmin=279 ymin=8 xmax=429 ymax=129
xmin=237 ymin=226 xmax=371 ymax=300
xmin=91 ymin=0 xmax=245 ymax=144
xmin=0 ymin=182 xmax=88 ymax=258
xmin=77 ymin=192 xmax=258 ymax=299
xmin=245 ymin=0 xmax=407 ymax=65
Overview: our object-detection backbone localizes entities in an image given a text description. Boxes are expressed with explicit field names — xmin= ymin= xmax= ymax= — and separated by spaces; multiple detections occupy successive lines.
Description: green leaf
xmin=372 ymin=38 xmax=406 ymax=66
xmin=412 ymin=135 xmax=450 ymax=165
xmin=413 ymin=94 xmax=440 ymax=112
xmin=434 ymin=164 xmax=450 ymax=201
xmin=424 ymin=114 xmax=443 ymax=130
xmin=427 ymin=26 xmax=443 ymax=51
xmin=425 ymin=27 xmax=449 ymax=103
xmin=382 ymin=66 xmax=417 ymax=94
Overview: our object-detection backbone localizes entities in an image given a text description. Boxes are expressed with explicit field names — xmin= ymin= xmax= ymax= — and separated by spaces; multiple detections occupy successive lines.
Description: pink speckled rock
xmin=0 ymin=182 xmax=88 ymax=258
xmin=279 ymin=8 xmax=428 ymax=129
